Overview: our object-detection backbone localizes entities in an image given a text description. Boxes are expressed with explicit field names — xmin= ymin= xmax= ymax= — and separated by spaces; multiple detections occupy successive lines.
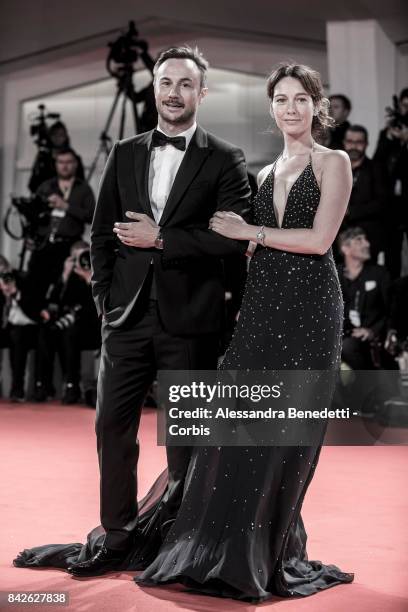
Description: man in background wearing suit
xmin=69 ymin=46 xmax=251 ymax=576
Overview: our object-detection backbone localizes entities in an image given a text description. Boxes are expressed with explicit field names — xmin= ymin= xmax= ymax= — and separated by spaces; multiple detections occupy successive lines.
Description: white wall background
xmin=0 ymin=5 xmax=406 ymax=264
xmin=1 ymin=32 xmax=331 ymax=264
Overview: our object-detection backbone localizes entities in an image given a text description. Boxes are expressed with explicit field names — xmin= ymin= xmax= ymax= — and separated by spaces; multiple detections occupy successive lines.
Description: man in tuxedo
xmin=68 ymin=46 xmax=251 ymax=576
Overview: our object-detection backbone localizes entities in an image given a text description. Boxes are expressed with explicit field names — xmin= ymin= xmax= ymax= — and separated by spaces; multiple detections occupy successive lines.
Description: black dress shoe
xmin=67 ymin=545 xmax=127 ymax=577
xmin=61 ymin=383 xmax=81 ymax=405
xmin=10 ymin=387 xmax=25 ymax=403
xmin=32 ymin=382 xmax=56 ymax=402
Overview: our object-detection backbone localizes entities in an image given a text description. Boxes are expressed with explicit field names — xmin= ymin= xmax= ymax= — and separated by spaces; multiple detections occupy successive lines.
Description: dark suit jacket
xmin=91 ymin=126 xmax=251 ymax=334
xmin=337 ymin=263 xmax=391 ymax=339
xmin=37 ymin=177 xmax=95 ymax=239
xmin=374 ymin=128 xmax=408 ymax=225
xmin=389 ymin=276 xmax=408 ymax=341
xmin=341 ymin=156 xmax=388 ymax=250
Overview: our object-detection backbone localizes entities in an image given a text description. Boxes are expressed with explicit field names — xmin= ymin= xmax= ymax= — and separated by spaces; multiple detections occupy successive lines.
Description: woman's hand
xmin=209 ymin=211 xmax=248 ymax=240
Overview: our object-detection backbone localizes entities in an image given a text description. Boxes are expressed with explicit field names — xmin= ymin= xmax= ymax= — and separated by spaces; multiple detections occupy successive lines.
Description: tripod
xmin=87 ymin=64 xmax=141 ymax=182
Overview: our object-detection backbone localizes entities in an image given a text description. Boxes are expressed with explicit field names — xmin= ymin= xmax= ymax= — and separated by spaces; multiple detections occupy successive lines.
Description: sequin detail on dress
xmin=135 ymin=156 xmax=354 ymax=601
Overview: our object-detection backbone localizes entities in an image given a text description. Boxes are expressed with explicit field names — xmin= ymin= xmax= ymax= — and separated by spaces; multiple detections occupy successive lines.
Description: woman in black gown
xmin=14 ymin=63 xmax=354 ymax=602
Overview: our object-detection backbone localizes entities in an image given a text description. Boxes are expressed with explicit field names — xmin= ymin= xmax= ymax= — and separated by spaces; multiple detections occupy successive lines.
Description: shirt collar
xmin=156 ymin=122 xmax=197 ymax=149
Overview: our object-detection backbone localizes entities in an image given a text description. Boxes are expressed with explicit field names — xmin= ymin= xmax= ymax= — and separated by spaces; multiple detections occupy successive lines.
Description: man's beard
xmin=347 ymin=149 xmax=364 ymax=161
xmin=158 ymin=105 xmax=195 ymax=125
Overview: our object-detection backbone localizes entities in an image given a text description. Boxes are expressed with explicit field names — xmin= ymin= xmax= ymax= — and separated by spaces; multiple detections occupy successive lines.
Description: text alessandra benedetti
xmin=168 ymin=407 xmax=351 ymax=420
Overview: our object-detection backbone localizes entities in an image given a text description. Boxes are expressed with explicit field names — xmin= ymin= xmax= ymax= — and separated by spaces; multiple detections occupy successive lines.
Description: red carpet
xmin=0 ymin=401 xmax=407 ymax=611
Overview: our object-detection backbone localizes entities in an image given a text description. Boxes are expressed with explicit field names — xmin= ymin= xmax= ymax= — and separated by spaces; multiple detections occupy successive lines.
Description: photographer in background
xmin=326 ymin=94 xmax=352 ymax=150
xmin=337 ymin=228 xmax=391 ymax=370
xmin=374 ymin=87 xmax=408 ymax=278
xmin=35 ymin=241 xmax=101 ymax=404
xmin=340 ymin=125 xmax=388 ymax=265
xmin=28 ymin=120 xmax=85 ymax=194
xmin=28 ymin=148 xmax=95 ymax=303
xmin=0 ymin=269 xmax=42 ymax=402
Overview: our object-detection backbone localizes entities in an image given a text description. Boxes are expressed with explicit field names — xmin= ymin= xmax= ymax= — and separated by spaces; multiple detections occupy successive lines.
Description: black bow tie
xmin=151 ymin=130 xmax=186 ymax=151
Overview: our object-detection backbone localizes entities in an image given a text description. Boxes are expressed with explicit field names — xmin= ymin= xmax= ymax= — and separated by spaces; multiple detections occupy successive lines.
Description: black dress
xmin=14 ymin=157 xmax=354 ymax=602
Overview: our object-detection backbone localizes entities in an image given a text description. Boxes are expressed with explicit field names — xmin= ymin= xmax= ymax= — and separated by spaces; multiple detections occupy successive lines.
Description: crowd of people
xmin=0 ymin=86 xmax=407 ymax=405
xmin=0 ymin=133 xmax=99 ymax=404
xmin=326 ymin=89 xmax=408 ymax=375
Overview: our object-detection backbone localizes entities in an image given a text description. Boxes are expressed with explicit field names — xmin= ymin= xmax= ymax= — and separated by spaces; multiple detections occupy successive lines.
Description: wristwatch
xmin=255 ymin=225 xmax=266 ymax=246
xmin=154 ymin=229 xmax=164 ymax=250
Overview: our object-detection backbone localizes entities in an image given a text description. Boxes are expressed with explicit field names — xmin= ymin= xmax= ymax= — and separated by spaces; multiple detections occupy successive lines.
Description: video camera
xmin=29 ymin=104 xmax=61 ymax=151
xmin=3 ymin=195 xmax=52 ymax=248
xmin=107 ymin=20 xmax=148 ymax=76
xmin=11 ymin=195 xmax=50 ymax=226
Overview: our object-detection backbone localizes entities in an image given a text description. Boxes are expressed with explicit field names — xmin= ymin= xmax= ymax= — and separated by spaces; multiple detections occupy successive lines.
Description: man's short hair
xmin=153 ymin=46 xmax=209 ymax=88
xmin=329 ymin=94 xmax=352 ymax=112
xmin=338 ymin=227 xmax=366 ymax=248
xmin=346 ymin=124 xmax=368 ymax=142
xmin=399 ymin=87 xmax=408 ymax=101
xmin=55 ymin=147 xmax=77 ymax=160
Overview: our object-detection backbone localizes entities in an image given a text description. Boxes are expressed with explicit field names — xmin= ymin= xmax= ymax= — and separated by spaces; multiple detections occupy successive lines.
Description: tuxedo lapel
xmin=132 ymin=130 xmax=154 ymax=218
xmin=159 ymin=126 xmax=211 ymax=226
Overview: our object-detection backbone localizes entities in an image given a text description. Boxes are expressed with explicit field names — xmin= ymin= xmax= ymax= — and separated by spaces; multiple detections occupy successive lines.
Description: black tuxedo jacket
xmin=90 ymin=126 xmax=251 ymax=334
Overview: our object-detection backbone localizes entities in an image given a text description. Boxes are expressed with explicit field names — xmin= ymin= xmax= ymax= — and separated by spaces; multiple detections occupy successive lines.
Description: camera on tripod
xmin=11 ymin=195 xmax=50 ymax=226
xmin=5 ymin=194 xmax=51 ymax=248
xmin=107 ymin=20 xmax=148 ymax=77
xmin=87 ymin=21 xmax=156 ymax=181
xmin=29 ymin=104 xmax=61 ymax=152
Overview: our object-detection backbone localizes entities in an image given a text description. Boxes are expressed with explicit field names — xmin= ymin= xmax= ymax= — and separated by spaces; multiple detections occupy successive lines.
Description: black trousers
xmin=8 ymin=324 xmax=38 ymax=392
xmin=36 ymin=321 xmax=101 ymax=389
xmin=96 ymin=293 xmax=219 ymax=550
xmin=27 ymin=239 xmax=78 ymax=302
xmin=342 ymin=336 xmax=375 ymax=370
xmin=384 ymin=225 xmax=408 ymax=279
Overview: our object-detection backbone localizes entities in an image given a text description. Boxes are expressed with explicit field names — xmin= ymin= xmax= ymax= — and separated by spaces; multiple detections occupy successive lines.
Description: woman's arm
xmin=210 ymin=151 xmax=352 ymax=256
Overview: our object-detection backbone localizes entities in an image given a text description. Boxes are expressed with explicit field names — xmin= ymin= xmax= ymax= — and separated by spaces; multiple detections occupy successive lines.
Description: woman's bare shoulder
xmin=257 ymin=164 xmax=274 ymax=188
xmin=312 ymin=144 xmax=350 ymax=169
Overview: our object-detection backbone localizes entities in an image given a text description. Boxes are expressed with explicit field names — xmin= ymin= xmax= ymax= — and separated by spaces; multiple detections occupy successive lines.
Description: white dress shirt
xmin=148 ymin=122 xmax=197 ymax=223
xmin=8 ymin=294 xmax=36 ymax=326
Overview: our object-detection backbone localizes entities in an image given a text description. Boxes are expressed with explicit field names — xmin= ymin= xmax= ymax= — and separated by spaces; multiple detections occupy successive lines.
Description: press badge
xmin=349 ymin=309 xmax=361 ymax=327
xmin=364 ymin=280 xmax=377 ymax=291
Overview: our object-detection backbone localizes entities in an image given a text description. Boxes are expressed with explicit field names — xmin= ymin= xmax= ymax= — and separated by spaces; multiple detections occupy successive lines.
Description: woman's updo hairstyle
xmin=267 ymin=62 xmax=335 ymax=136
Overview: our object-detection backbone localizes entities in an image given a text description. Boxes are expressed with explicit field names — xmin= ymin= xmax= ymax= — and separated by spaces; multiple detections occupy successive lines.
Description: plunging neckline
xmin=270 ymin=159 xmax=312 ymax=229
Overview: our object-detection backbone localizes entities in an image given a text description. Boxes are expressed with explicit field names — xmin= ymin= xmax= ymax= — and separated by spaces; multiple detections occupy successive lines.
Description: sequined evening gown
xmin=14 ymin=157 xmax=354 ymax=602
xmin=133 ymin=157 xmax=354 ymax=599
